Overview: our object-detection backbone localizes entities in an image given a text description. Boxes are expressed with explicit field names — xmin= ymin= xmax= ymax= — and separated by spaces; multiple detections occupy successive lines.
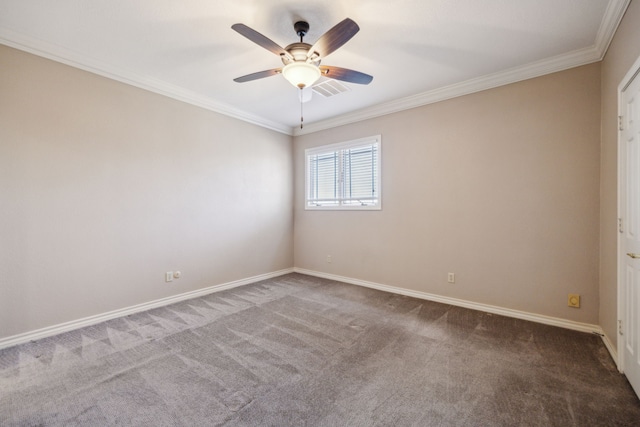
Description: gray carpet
xmin=1 ymin=273 xmax=639 ymax=426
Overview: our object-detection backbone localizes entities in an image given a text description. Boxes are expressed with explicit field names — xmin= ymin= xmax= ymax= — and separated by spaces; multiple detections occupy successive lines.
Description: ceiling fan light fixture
xmin=282 ymin=62 xmax=321 ymax=89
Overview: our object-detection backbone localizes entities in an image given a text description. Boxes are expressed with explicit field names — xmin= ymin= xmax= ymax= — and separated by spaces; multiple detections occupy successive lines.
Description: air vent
xmin=312 ymin=79 xmax=351 ymax=98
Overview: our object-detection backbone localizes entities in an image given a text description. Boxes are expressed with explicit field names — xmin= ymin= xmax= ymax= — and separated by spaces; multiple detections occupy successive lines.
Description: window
xmin=305 ymin=135 xmax=381 ymax=210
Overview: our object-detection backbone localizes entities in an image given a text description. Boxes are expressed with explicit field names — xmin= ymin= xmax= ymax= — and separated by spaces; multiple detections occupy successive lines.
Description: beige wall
xmin=0 ymin=45 xmax=294 ymax=339
xmin=6 ymin=7 xmax=637 ymax=341
xmin=600 ymin=1 xmax=640 ymax=348
xmin=294 ymin=63 xmax=601 ymax=323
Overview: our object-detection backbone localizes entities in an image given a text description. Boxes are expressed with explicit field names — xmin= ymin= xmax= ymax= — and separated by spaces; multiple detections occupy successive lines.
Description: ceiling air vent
xmin=312 ymin=79 xmax=351 ymax=98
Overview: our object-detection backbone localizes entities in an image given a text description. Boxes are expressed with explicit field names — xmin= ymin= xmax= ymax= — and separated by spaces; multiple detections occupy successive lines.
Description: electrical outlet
xmin=173 ymin=271 xmax=182 ymax=279
xmin=447 ymin=273 xmax=455 ymax=283
xmin=165 ymin=272 xmax=173 ymax=282
xmin=327 ymin=255 xmax=332 ymax=263
xmin=568 ymin=294 xmax=580 ymax=308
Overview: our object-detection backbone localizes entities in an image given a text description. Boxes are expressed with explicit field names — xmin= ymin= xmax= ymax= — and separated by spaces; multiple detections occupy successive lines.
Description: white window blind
xmin=305 ymin=135 xmax=381 ymax=210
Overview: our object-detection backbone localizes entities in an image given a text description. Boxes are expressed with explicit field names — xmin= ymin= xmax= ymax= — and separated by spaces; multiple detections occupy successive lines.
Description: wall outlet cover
xmin=568 ymin=294 xmax=580 ymax=308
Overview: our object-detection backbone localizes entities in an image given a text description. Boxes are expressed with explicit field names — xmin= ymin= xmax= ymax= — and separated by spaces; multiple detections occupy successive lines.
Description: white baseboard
xmin=601 ymin=331 xmax=619 ymax=369
xmin=294 ymin=268 xmax=604 ymax=335
xmin=0 ymin=268 xmax=294 ymax=350
xmin=3 ymin=267 xmax=618 ymax=367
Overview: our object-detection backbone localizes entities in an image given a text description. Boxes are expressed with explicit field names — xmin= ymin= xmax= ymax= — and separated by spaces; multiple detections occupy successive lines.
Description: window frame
xmin=304 ymin=135 xmax=382 ymax=211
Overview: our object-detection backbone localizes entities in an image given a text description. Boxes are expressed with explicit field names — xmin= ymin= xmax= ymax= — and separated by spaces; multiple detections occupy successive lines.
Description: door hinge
xmin=619 ymin=217 xmax=624 ymax=233
xmin=619 ymin=319 xmax=624 ymax=336
xmin=619 ymin=115 xmax=624 ymax=131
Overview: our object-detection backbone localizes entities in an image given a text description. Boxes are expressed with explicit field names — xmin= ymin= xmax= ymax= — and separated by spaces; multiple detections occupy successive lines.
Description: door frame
xmin=617 ymin=53 xmax=640 ymax=373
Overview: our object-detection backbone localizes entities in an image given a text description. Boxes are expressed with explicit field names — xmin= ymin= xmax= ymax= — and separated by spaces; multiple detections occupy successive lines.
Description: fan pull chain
xmin=300 ymin=88 xmax=304 ymax=129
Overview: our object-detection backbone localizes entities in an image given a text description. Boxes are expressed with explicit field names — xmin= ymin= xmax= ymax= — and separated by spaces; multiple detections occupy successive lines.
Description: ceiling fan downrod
xmin=294 ymin=21 xmax=309 ymax=43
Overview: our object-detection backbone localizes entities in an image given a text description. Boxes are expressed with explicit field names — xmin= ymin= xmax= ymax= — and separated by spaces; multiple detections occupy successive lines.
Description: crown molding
xmin=0 ymin=28 xmax=293 ymax=136
xmin=595 ymin=0 xmax=631 ymax=58
xmin=293 ymin=0 xmax=630 ymax=136
xmin=1 ymin=0 xmax=628 ymax=138
xmin=293 ymin=45 xmax=601 ymax=136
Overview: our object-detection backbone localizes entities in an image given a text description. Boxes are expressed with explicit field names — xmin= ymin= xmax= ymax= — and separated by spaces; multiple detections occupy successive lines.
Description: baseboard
xmin=294 ymin=268 xmax=603 ymax=335
xmin=3 ymin=267 xmax=617 ymax=365
xmin=0 ymin=268 xmax=294 ymax=351
xmin=601 ymin=331 xmax=619 ymax=369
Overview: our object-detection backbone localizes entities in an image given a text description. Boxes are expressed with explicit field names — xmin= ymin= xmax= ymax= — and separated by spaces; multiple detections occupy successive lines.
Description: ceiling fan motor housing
xmin=281 ymin=42 xmax=320 ymax=66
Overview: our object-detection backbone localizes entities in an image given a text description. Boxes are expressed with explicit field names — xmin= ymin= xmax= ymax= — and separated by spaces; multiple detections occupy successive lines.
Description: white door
xmin=620 ymin=67 xmax=640 ymax=398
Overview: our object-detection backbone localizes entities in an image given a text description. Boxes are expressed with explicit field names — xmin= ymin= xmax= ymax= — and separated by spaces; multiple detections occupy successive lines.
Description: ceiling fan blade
xmin=233 ymin=68 xmax=282 ymax=83
xmin=308 ymin=18 xmax=359 ymax=59
xmin=319 ymin=66 xmax=373 ymax=85
xmin=232 ymin=23 xmax=292 ymax=60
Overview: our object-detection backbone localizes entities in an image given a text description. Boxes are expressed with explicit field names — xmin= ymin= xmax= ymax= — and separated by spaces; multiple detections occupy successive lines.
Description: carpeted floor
xmin=1 ymin=273 xmax=639 ymax=426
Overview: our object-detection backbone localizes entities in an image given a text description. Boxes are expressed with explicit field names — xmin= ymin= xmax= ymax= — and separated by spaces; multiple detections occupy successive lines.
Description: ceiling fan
xmin=231 ymin=18 xmax=373 ymax=90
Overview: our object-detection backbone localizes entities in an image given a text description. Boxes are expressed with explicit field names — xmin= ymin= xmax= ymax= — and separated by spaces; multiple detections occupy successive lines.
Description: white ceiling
xmin=0 ymin=0 xmax=630 ymax=135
